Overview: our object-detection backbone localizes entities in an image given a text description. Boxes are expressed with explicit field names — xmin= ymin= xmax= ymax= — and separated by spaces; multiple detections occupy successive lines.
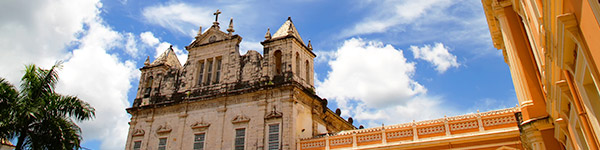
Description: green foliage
xmin=0 ymin=62 xmax=95 ymax=150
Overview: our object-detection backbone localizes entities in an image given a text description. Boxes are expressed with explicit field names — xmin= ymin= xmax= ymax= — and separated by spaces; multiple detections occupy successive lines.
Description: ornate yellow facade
xmin=482 ymin=0 xmax=600 ymax=149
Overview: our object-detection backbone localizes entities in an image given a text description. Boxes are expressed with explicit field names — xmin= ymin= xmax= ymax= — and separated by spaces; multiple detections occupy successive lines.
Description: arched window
xmin=305 ymin=60 xmax=310 ymax=84
xmin=144 ymin=76 xmax=153 ymax=98
xmin=295 ymin=52 xmax=300 ymax=78
xmin=274 ymin=50 xmax=282 ymax=75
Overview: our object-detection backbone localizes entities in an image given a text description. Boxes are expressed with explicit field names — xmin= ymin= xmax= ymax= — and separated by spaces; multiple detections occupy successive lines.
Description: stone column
xmin=325 ymin=134 xmax=330 ymax=150
xmin=143 ymin=109 xmax=155 ymax=149
xmin=352 ymin=132 xmax=357 ymax=148
xmin=257 ymin=99 xmax=267 ymax=150
xmin=444 ymin=116 xmax=450 ymax=136
xmin=477 ymin=113 xmax=484 ymax=132
xmin=216 ymin=106 xmax=227 ymax=150
xmin=381 ymin=127 xmax=387 ymax=144
xmin=412 ymin=121 xmax=418 ymax=141
xmin=176 ymin=106 xmax=188 ymax=149
xmin=494 ymin=2 xmax=547 ymax=120
xmin=125 ymin=119 xmax=137 ymax=150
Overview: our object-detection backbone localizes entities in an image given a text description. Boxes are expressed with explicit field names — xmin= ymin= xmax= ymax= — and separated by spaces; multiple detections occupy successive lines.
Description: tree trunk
xmin=15 ymin=127 xmax=27 ymax=150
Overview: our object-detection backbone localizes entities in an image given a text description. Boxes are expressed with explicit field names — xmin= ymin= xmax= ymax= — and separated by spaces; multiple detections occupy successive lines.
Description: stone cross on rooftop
xmin=213 ymin=9 xmax=221 ymax=22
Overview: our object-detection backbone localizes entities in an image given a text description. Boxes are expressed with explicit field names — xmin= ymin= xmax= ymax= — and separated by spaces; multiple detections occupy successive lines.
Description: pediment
xmin=232 ymin=114 xmax=250 ymax=124
xmin=189 ymin=26 xmax=230 ymax=48
xmin=265 ymin=106 xmax=282 ymax=119
xmin=190 ymin=120 xmax=211 ymax=129
xmin=156 ymin=122 xmax=172 ymax=134
xmin=132 ymin=129 xmax=145 ymax=136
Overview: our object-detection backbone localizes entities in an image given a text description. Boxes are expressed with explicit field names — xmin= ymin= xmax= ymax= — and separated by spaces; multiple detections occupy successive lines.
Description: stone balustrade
xmin=299 ymin=107 xmax=520 ymax=150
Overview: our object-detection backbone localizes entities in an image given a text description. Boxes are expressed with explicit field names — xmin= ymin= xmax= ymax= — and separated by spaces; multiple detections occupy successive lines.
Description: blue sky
xmin=0 ymin=0 xmax=517 ymax=149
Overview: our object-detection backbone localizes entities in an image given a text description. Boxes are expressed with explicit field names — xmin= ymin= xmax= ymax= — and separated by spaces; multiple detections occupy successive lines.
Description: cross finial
xmin=213 ymin=9 xmax=221 ymax=22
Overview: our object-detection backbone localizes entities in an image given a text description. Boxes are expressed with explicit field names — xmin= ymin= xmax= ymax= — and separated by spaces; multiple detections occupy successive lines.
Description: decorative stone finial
xmin=287 ymin=23 xmax=294 ymax=35
xmin=227 ymin=17 xmax=235 ymax=35
xmin=307 ymin=40 xmax=313 ymax=50
xmin=169 ymin=45 xmax=173 ymax=49
xmin=287 ymin=16 xmax=292 ymax=22
xmin=213 ymin=9 xmax=221 ymax=26
xmin=264 ymin=28 xmax=271 ymax=40
xmin=144 ymin=56 xmax=150 ymax=66
xmin=196 ymin=26 xmax=203 ymax=38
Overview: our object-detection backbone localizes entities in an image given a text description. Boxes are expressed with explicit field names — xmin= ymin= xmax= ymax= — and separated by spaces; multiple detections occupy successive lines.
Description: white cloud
xmin=139 ymin=31 xmax=188 ymax=66
xmin=140 ymin=2 xmax=259 ymax=39
xmin=314 ymin=50 xmax=337 ymax=64
xmin=0 ymin=0 xmax=140 ymax=149
xmin=124 ymin=33 xmax=139 ymax=57
xmin=140 ymin=32 xmax=160 ymax=47
xmin=0 ymin=0 xmax=100 ymax=84
xmin=342 ymin=0 xmax=453 ymax=37
xmin=410 ymin=43 xmax=460 ymax=73
xmin=57 ymin=20 xmax=137 ymax=150
xmin=317 ymin=38 xmax=469 ymax=127
xmin=142 ymin=3 xmax=215 ymax=37
xmin=239 ymin=41 xmax=263 ymax=54
xmin=318 ymin=38 xmax=425 ymax=108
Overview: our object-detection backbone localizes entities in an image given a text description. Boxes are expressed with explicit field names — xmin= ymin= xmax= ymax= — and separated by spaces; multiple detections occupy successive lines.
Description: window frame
xmin=234 ymin=128 xmax=246 ymax=150
xmin=206 ymin=59 xmax=213 ymax=85
xmin=274 ymin=50 xmax=282 ymax=75
xmin=193 ymin=133 xmax=206 ymax=150
xmin=214 ymin=57 xmax=222 ymax=84
xmin=158 ymin=137 xmax=167 ymax=150
xmin=198 ymin=60 xmax=204 ymax=86
xmin=295 ymin=52 xmax=300 ymax=78
xmin=267 ymin=123 xmax=280 ymax=150
xmin=305 ymin=60 xmax=310 ymax=84
xmin=133 ymin=141 xmax=142 ymax=150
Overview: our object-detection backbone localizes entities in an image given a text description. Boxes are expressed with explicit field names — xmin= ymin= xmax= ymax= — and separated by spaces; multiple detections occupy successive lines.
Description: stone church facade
xmin=125 ymin=12 xmax=355 ymax=150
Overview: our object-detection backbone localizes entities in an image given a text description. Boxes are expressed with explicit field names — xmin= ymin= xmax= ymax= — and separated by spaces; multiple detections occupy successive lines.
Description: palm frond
xmin=0 ymin=78 xmax=19 ymax=139
xmin=47 ymin=94 xmax=95 ymax=121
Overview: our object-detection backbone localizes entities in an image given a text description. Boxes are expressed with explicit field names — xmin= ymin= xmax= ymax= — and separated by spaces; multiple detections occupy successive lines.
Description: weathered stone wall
xmin=126 ymin=86 xmax=354 ymax=150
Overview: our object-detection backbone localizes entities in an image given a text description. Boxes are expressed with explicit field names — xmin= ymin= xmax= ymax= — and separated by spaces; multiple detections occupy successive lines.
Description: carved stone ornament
xmin=191 ymin=121 xmax=211 ymax=129
xmin=156 ymin=122 xmax=172 ymax=134
xmin=265 ymin=106 xmax=282 ymax=119
xmin=232 ymin=114 xmax=250 ymax=124
xmin=132 ymin=129 xmax=145 ymax=137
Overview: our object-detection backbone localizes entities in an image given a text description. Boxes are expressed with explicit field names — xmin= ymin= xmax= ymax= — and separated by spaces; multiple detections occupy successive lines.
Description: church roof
xmin=150 ymin=46 xmax=182 ymax=69
xmin=272 ymin=17 xmax=304 ymax=44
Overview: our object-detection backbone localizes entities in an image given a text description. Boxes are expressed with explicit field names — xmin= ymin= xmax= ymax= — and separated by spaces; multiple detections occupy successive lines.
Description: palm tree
xmin=0 ymin=62 xmax=95 ymax=150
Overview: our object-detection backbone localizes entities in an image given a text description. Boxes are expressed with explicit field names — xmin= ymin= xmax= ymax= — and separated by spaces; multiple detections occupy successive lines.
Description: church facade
xmin=124 ymin=12 xmax=355 ymax=150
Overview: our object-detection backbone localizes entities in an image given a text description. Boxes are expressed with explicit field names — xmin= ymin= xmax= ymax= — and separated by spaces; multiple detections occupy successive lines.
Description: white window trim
xmin=234 ymin=128 xmax=246 ymax=150
xmin=267 ymin=123 xmax=281 ymax=150
xmin=193 ymin=132 xmax=206 ymax=150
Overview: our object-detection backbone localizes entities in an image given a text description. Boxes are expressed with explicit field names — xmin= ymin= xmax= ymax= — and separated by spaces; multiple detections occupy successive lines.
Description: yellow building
xmin=482 ymin=0 xmax=600 ymax=149
xmin=300 ymin=107 xmax=524 ymax=150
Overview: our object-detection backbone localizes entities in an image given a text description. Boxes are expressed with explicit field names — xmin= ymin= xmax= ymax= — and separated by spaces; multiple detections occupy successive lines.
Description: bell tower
xmin=261 ymin=17 xmax=316 ymax=89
